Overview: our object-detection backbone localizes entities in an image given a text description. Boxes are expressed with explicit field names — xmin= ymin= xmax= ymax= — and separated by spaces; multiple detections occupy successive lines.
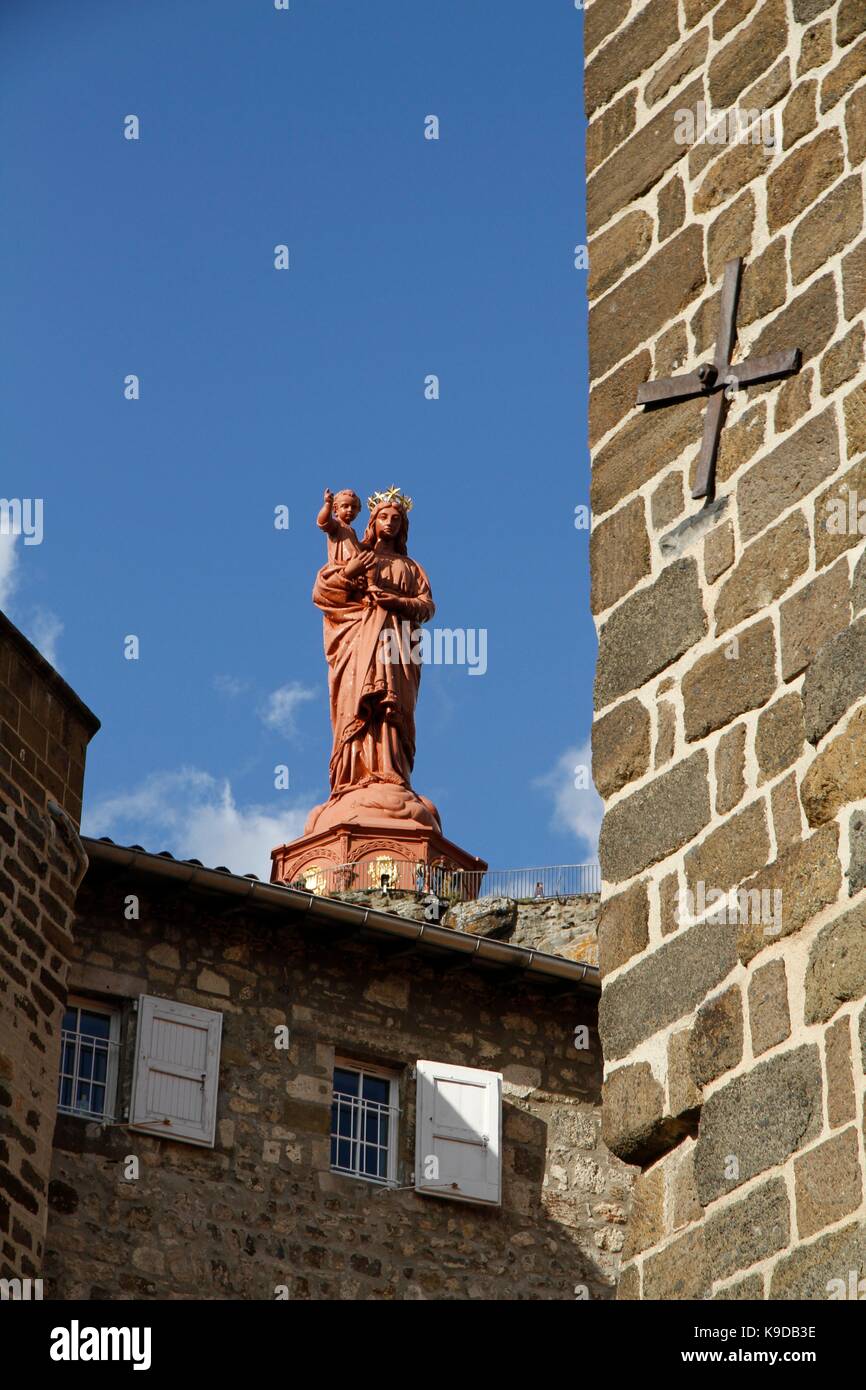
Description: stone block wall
xmin=44 ymin=868 xmax=628 ymax=1300
xmin=0 ymin=615 xmax=99 ymax=1280
xmin=327 ymin=889 xmax=600 ymax=963
xmin=586 ymin=0 xmax=866 ymax=1297
xmin=449 ymin=893 xmax=599 ymax=963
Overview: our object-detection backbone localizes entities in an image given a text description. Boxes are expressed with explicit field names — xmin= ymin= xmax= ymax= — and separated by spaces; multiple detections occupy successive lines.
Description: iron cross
xmin=636 ymin=257 xmax=801 ymax=502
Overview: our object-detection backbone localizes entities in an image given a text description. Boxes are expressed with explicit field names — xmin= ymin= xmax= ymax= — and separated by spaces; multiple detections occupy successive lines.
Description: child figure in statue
xmin=316 ymin=488 xmax=363 ymax=565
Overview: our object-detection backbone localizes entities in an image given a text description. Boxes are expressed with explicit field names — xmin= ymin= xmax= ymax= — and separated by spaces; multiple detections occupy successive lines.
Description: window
xmin=57 ymin=999 xmax=120 ymax=1121
xmin=330 ymin=1060 xmax=398 ymax=1184
xmin=55 ymin=993 xmax=223 ymax=1146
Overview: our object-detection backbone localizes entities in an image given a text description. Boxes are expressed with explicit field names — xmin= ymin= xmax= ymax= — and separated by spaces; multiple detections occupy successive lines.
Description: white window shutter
xmin=129 ymin=995 xmax=223 ymax=1148
xmin=415 ymin=1060 xmax=502 ymax=1205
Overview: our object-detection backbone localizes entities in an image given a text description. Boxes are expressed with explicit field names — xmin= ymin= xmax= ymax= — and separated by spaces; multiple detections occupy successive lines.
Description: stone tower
xmin=0 ymin=615 xmax=99 ymax=1283
xmin=586 ymin=0 xmax=866 ymax=1297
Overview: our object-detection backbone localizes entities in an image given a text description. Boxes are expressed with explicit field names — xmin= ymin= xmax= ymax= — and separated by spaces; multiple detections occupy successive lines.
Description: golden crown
xmin=367 ymin=486 xmax=413 ymax=513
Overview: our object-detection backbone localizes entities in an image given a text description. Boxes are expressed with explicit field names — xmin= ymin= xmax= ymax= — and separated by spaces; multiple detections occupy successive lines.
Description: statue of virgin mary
xmin=303 ymin=488 xmax=441 ymax=836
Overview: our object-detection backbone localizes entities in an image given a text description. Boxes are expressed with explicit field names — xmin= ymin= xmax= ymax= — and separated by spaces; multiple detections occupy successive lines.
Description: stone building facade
xmin=1 ymin=611 xmax=623 ymax=1304
xmin=0 ymin=615 xmax=99 ymax=1283
xmin=586 ymin=0 xmax=866 ymax=1298
xmin=42 ymin=841 xmax=623 ymax=1301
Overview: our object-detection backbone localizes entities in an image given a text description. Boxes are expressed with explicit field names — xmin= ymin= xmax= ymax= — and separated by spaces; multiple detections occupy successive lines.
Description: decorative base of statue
xmin=304 ymin=780 xmax=441 ymax=836
xmin=271 ymin=486 xmax=487 ymax=899
xmin=270 ymin=805 xmax=487 ymax=899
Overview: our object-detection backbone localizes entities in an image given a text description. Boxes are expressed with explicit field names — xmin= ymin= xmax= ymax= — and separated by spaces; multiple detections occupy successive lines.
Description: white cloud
xmin=0 ymin=536 xmax=64 ymax=669
xmin=82 ymin=768 xmax=312 ymax=878
xmin=213 ymin=674 xmax=251 ymax=698
xmin=0 ymin=532 xmax=18 ymax=609
xmin=260 ymin=682 xmax=317 ymax=737
xmin=534 ymin=740 xmax=602 ymax=862
xmin=29 ymin=609 xmax=64 ymax=669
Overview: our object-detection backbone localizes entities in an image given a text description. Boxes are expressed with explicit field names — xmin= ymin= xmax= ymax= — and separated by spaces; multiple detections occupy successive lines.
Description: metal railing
xmin=287 ymin=861 xmax=600 ymax=902
xmin=330 ymin=1092 xmax=399 ymax=1184
xmin=57 ymin=1029 xmax=120 ymax=1122
xmin=472 ymin=864 xmax=601 ymax=900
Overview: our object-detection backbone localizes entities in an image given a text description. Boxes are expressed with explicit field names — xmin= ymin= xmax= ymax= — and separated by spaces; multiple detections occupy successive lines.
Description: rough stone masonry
xmin=587 ymin=0 xmax=866 ymax=1298
xmin=0 ymin=615 xmax=99 ymax=1281
xmin=44 ymin=857 xmax=624 ymax=1302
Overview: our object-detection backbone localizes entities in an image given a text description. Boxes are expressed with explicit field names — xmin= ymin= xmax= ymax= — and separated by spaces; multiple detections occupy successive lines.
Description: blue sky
xmin=1 ymin=0 xmax=598 ymax=877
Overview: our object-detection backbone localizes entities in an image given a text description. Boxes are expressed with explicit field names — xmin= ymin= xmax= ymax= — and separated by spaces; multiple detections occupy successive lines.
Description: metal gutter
xmin=81 ymin=837 xmax=600 ymax=994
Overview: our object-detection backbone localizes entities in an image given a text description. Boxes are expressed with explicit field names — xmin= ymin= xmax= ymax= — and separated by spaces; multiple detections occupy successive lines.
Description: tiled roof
xmin=82 ymin=837 xmax=599 ymax=994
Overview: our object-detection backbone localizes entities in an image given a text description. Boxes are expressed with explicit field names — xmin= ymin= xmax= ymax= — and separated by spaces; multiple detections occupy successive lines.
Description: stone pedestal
xmin=270 ymin=782 xmax=487 ymax=897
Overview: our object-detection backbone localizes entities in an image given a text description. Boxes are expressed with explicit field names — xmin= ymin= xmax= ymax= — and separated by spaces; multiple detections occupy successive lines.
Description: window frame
xmin=330 ymin=1056 xmax=400 ymax=1187
xmin=57 ymin=996 xmax=122 ymax=1123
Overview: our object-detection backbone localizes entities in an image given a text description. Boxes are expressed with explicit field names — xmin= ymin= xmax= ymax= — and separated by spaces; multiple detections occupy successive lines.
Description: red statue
xmin=305 ymin=487 xmax=440 ymax=835
xmin=269 ymin=486 xmax=486 ymax=894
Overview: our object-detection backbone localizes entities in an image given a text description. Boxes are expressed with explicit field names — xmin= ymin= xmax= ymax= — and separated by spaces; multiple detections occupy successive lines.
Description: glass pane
xmin=60 ymin=1040 xmax=75 ymax=1074
xmin=331 ymin=1095 xmax=356 ymax=1141
xmin=92 ymin=1049 xmax=108 ymax=1083
xmin=90 ymin=1084 xmax=106 ymax=1116
xmin=333 ymin=1137 xmax=352 ymax=1171
xmin=62 ymin=1008 xmax=77 ymax=1032
xmin=363 ymin=1106 xmax=382 ymax=1144
xmin=330 ymin=1068 xmax=394 ymax=1180
xmin=361 ymin=1074 xmax=389 ymax=1104
xmin=361 ymin=1144 xmax=384 ymax=1178
xmin=78 ymin=1044 xmax=94 ymax=1081
xmin=333 ymin=1068 xmax=359 ymax=1097
xmin=59 ymin=1076 xmax=72 ymax=1109
xmin=80 ymin=1010 xmax=111 ymax=1040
